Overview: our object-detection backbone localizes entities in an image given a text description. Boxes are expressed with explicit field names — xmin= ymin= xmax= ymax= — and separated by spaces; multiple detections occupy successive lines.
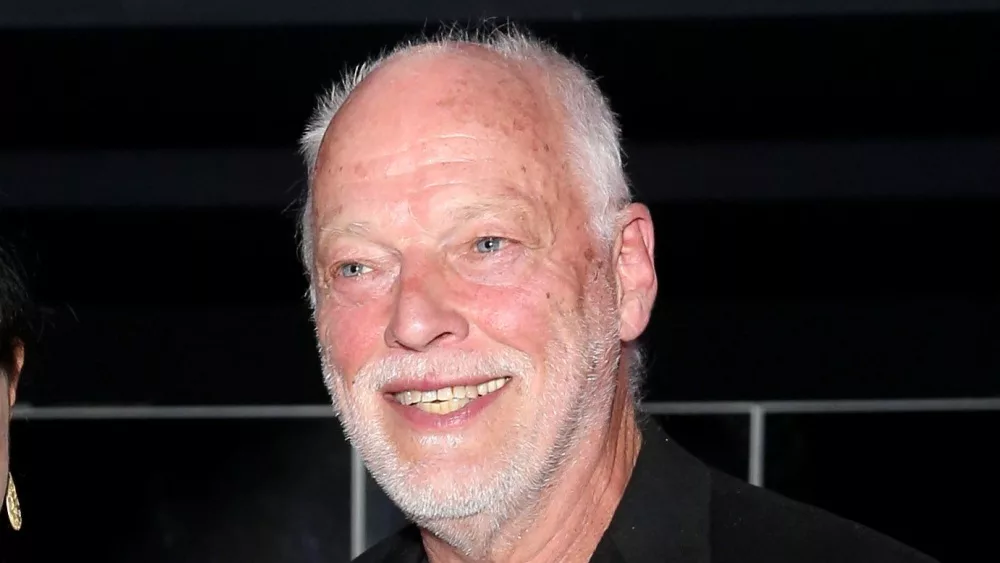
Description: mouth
xmin=390 ymin=376 xmax=511 ymax=415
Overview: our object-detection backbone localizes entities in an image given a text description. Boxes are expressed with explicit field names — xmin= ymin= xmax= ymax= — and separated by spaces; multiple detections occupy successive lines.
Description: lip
xmin=382 ymin=375 xmax=509 ymax=394
xmin=384 ymin=383 xmax=508 ymax=431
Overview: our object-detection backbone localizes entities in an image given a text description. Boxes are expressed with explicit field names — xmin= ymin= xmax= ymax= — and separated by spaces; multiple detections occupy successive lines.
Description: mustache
xmin=352 ymin=349 xmax=535 ymax=392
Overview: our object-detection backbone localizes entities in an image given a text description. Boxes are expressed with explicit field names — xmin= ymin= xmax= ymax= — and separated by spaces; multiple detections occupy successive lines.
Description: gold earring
xmin=5 ymin=474 xmax=21 ymax=531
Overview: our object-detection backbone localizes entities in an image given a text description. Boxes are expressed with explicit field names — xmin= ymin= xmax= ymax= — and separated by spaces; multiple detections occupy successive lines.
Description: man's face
xmin=309 ymin=51 xmax=622 ymax=520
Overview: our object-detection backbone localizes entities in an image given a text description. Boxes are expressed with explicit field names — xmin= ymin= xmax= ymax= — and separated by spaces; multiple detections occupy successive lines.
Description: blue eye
xmin=474 ymin=237 xmax=507 ymax=253
xmin=339 ymin=263 xmax=371 ymax=278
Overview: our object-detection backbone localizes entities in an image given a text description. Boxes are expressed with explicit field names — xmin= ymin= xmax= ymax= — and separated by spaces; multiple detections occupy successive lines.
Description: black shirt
xmin=354 ymin=421 xmax=937 ymax=563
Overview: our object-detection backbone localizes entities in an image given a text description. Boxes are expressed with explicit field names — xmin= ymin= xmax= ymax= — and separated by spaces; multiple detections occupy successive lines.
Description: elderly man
xmin=297 ymin=25 xmax=935 ymax=563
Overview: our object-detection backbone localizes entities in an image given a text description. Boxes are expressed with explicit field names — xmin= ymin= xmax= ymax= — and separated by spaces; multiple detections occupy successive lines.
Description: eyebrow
xmin=316 ymin=196 xmax=539 ymax=249
xmin=445 ymin=199 xmax=536 ymax=224
xmin=317 ymin=221 xmax=370 ymax=242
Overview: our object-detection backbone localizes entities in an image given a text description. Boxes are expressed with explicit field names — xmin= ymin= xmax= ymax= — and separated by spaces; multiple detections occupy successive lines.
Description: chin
xmin=400 ymin=457 xmax=491 ymax=491
xmin=388 ymin=483 xmax=497 ymax=522
xmin=376 ymin=458 xmax=512 ymax=520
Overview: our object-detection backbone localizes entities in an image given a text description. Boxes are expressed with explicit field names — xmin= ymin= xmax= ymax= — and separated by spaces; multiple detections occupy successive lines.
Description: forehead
xmin=311 ymin=48 xmax=578 ymax=218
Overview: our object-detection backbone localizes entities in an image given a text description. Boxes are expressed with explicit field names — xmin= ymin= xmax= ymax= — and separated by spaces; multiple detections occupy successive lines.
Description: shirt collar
xmin=402 ymin=419 xmax=712 ymax=563
xmin=595 ymin=418 xmax=712 ymax=563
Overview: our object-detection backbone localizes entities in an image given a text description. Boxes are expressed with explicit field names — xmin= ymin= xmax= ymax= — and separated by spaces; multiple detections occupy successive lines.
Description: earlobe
xmin=614 ymin=204 xmax=658 ymax=343
xmin=618 ymin=300 xmax=646 ymax=343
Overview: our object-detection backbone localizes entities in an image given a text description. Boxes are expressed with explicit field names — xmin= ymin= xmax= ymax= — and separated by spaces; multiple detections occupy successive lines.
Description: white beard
xmin=318 ymin=277 xmax=622 ymax=552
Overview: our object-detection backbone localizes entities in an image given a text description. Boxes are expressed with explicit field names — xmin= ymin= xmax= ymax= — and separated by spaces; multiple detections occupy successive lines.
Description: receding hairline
xmin=297 ymin=23 xmax=645 ymax=396
xmin=308 ymin=42 xmax=583 ymax=254
xmin=314 ymin=41 xmax=571 ymax=175
xmin=302 ymin=27 xmax=594 ymax=181
xmin=298 ymin=24 xmax=634 ymax=294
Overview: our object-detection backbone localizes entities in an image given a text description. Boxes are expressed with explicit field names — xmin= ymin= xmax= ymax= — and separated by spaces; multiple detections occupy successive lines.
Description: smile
xmin=392 ymin=377 xmax=511 ymax=414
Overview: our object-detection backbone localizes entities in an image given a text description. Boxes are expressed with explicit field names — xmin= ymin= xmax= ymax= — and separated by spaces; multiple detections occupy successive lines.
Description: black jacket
xmin=354 ymin=421 xmax=937 ymax=562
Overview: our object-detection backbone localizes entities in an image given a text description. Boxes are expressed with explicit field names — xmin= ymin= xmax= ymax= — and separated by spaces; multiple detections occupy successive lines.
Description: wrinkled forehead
xmin=325 ymin=47 xmax=559 ymax=151
xmin=312 ymin=48 xmax=577 ymax=208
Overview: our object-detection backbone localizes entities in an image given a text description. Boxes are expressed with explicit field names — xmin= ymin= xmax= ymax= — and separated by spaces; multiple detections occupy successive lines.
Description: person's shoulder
xmin=351 ymin=524 xmax=425 ymax=563
xmin=708 ymin=469 xmax=938 ymax=563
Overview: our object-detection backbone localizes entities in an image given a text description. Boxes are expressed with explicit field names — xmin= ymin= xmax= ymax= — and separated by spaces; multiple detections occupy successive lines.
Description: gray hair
xmin=296 ymin=23 xmax=646 ymax=397
xmin=296 ymin=23 xmax=632 ymax=284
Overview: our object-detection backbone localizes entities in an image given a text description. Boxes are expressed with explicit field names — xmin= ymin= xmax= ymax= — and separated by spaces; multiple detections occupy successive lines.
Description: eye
xmin=338 ymin=262 xmax=372 ymax=278
xmin=474 ymin=236 xmax=507 ymax=253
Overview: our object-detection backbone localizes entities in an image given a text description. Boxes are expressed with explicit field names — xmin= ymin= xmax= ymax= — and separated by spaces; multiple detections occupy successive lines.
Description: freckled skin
xmin=308 ymin=44 xmax=659 ymax=563
xmin=312 ymin=49 xmax=594 ymax=398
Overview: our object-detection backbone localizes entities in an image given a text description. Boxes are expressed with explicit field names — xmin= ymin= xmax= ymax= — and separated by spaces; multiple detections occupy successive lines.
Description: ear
xmin=614 ymin=204 xmax=658 ymax=343
xmin=7 ymin=339 xmax=23 ymax=416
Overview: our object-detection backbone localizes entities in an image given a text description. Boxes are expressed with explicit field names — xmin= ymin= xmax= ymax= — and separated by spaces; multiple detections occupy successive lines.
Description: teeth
xmin=414 ymin=398 xmax=470 ymax=414
xmin=394 ymin=377 xmax=510 ymax=413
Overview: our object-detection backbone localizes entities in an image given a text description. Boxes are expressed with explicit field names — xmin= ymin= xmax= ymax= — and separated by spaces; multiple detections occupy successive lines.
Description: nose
xmin=384 ymin=262 xmax=470 ymax=352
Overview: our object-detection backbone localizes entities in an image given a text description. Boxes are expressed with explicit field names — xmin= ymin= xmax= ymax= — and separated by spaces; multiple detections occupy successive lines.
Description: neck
xmin=421 ymin=366 xmax=642 ymax=563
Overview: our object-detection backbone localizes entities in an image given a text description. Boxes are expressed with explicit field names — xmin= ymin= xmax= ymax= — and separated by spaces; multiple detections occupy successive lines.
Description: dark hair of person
xmin=0 ymin=243 xmax=33 ymax=377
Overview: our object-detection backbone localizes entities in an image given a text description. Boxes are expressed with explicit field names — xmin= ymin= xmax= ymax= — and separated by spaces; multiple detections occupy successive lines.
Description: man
xmin=297 ymin=25 xmax=936 ymax=563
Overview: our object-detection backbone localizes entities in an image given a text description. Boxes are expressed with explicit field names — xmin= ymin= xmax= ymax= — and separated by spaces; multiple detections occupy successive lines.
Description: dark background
xmin=1 ymin=1 xmax=998 ymax=561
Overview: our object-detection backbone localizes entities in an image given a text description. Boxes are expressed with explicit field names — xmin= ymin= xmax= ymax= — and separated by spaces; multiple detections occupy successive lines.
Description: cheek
xmin=0 ymin=396 xmax=7 ymax=477
xmin=459 ymin=264 xmax=582 ymax=357
xmin=0 ymin=385 xmax=8 ymax=425
xmin=316 ymin=300 xmax=391 ymax=384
